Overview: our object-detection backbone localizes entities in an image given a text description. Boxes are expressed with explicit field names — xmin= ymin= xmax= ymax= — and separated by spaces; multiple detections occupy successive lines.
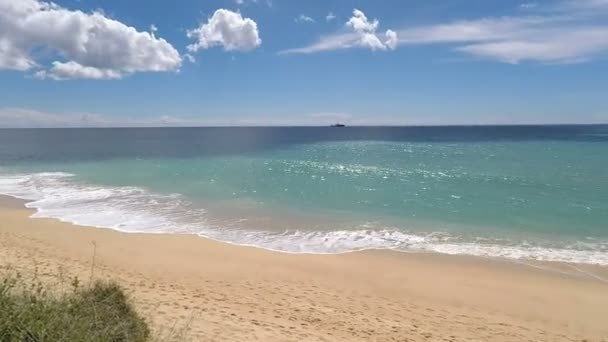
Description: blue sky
xmin=0 ymin=0 xmax=607 ymax=127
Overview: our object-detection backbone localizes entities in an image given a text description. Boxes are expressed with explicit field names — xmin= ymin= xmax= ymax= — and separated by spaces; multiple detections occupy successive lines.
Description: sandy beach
xmin=1 ymin=195 xmax=607 ymax=342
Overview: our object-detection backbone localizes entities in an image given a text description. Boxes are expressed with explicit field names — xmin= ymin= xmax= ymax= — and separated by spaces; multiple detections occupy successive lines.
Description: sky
xmin=1 ymin=0 xmax=608 ymax=127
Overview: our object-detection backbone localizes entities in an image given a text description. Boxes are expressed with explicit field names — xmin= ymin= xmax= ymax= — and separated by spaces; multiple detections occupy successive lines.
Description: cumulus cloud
xmin=281 ymin=9 xmax=397 ymax=54
xmin=346 ymin=9 xmax=398 ymax=51
xmin=346 ymin=9 xmax=378 ymax=32
xmin=295 ymin=14 xmax=315 ymax=24
xmin=34 ymin=61 xmax=123 ymax=80
xmin=187 ymin=9 xmax=261 ymax=52
xmin=0 ymin=0 xmax=182 ymax=80
xmin=326 ymin=12 xmax=336 ymax=21
xmin=345 ymin=9 xmax=386 ymax=50
xmin=384 ymin=29 xmax=398 ymax=50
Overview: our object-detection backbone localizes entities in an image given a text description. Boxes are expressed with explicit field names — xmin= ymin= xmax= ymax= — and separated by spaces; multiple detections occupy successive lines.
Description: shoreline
xmin=2 ymin=171 xmax=606 ymax=264
xmin=1 ymin=194 xmax=608 ymax=341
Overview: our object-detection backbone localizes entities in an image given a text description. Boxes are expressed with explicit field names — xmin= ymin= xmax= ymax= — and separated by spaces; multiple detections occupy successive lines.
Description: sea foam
xmin=1 ymin=172 xmax=607 ymax=265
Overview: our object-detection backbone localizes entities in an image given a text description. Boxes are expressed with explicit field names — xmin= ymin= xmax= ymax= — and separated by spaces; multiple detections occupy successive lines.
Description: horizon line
xmin=1 ymin=123 xmax=607 ymax=129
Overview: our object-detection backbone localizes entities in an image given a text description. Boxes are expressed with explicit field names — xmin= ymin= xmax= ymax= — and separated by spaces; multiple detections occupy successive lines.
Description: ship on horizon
xmin=330 ymin=123 xmax=346 ymax=127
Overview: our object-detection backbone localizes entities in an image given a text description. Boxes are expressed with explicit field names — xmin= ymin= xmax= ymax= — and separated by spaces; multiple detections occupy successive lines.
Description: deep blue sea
xmin=1 ymin=126 xmax=607 ymax=264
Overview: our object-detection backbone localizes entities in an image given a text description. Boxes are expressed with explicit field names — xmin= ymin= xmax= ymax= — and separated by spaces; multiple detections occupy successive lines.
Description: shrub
xmin=0 ymin=274 xmax=150 ymax=342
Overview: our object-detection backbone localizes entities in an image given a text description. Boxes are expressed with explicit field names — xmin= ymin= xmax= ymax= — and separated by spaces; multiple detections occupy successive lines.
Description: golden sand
xmin=1 ymin=195 xmax=607 ymax=341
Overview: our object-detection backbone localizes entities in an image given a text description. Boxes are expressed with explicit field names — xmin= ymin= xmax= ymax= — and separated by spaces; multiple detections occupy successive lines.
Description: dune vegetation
xmin=0 ymin=273 xmax=150 ymax=342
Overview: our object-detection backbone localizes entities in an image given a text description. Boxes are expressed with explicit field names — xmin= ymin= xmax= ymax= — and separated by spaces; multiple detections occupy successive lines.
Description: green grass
xmin=0 ymin=274 xmax=150 ymax=342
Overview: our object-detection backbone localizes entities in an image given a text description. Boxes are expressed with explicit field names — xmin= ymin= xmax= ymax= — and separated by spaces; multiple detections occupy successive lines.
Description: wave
xmin=1 ymin=172 xmax=607 ymax=265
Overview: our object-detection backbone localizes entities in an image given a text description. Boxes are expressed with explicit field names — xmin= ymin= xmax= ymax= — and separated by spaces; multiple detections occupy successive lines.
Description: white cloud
xmin=326 ymin=12 xmax=336 ymax=21
xmin=0 ymin=107 xmax=206 ymax=128
xmin=0 ymin=0 xmax=182 ymax=80
xmin=345 ymin=9 xmax=387 ymax=51
xmin=0 ymin=108 xmax=108 ymax=128
xmin=281 ymin=9 xmax=397 ymax=54
xmin=455 ymin=28 xmax=608 ymax=63
xmin=390 ymin=0 xmax=608 ymax=64
xmin=234 ymin=0 xmax=272 ymax=7
xmin=346 ymin=9 xmax=378 ymax=33
xmin=34 ymin=61 xmax=123 ymax=80
xmin=282 ymin=2 xmax=608 ymax=63
xmin=184 ymin=53 xmax=196 ymax=63
xmin=2 ymin=107 xmax=606 ymax=127
xmin=395 ymin=16 xmax=608 ymax=63
xmin=385 ymin=30 xmax=398 ymax=50
xmin=556 ymin=0 xmax=608 ymax=11
xmin=187 ymin=9 xmax=261 ymax=52
xmin=0 ymin=107 xmax=357 ymax=128
xmin=395 ymin=17 xmax=550 ymax=44
xmin=295 ymin=14 xmax=315 ymax=24
xmin=520 ymin=3 xmax=538 ymax=9
xmin=279 ymin=32 xmax=358 ymax=54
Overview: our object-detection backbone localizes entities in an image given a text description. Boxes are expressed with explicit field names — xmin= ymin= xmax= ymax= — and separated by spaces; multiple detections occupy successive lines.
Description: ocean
xmin=1 ymin=126 xmax=607 ymax=264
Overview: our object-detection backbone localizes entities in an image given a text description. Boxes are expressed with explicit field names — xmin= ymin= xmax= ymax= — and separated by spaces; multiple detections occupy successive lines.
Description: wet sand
xmin=1 ymin=195 xmax=607 ymax=341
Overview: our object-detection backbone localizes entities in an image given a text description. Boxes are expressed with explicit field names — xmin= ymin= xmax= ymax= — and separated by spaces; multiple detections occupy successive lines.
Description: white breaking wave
xmin=1 ymin=172 xmax=607 ymax=265
xmin=0 ymin=172 xmax=205 ymax=234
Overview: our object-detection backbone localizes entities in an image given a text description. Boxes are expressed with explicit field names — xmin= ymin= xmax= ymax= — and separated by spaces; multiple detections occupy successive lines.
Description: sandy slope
xmin=1 ymin=196 xmax=607 ymax=341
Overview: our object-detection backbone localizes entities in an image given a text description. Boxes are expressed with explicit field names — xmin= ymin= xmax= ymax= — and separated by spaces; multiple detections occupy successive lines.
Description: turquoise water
xmin=1 ymin=127 xmax=607 ymax=264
